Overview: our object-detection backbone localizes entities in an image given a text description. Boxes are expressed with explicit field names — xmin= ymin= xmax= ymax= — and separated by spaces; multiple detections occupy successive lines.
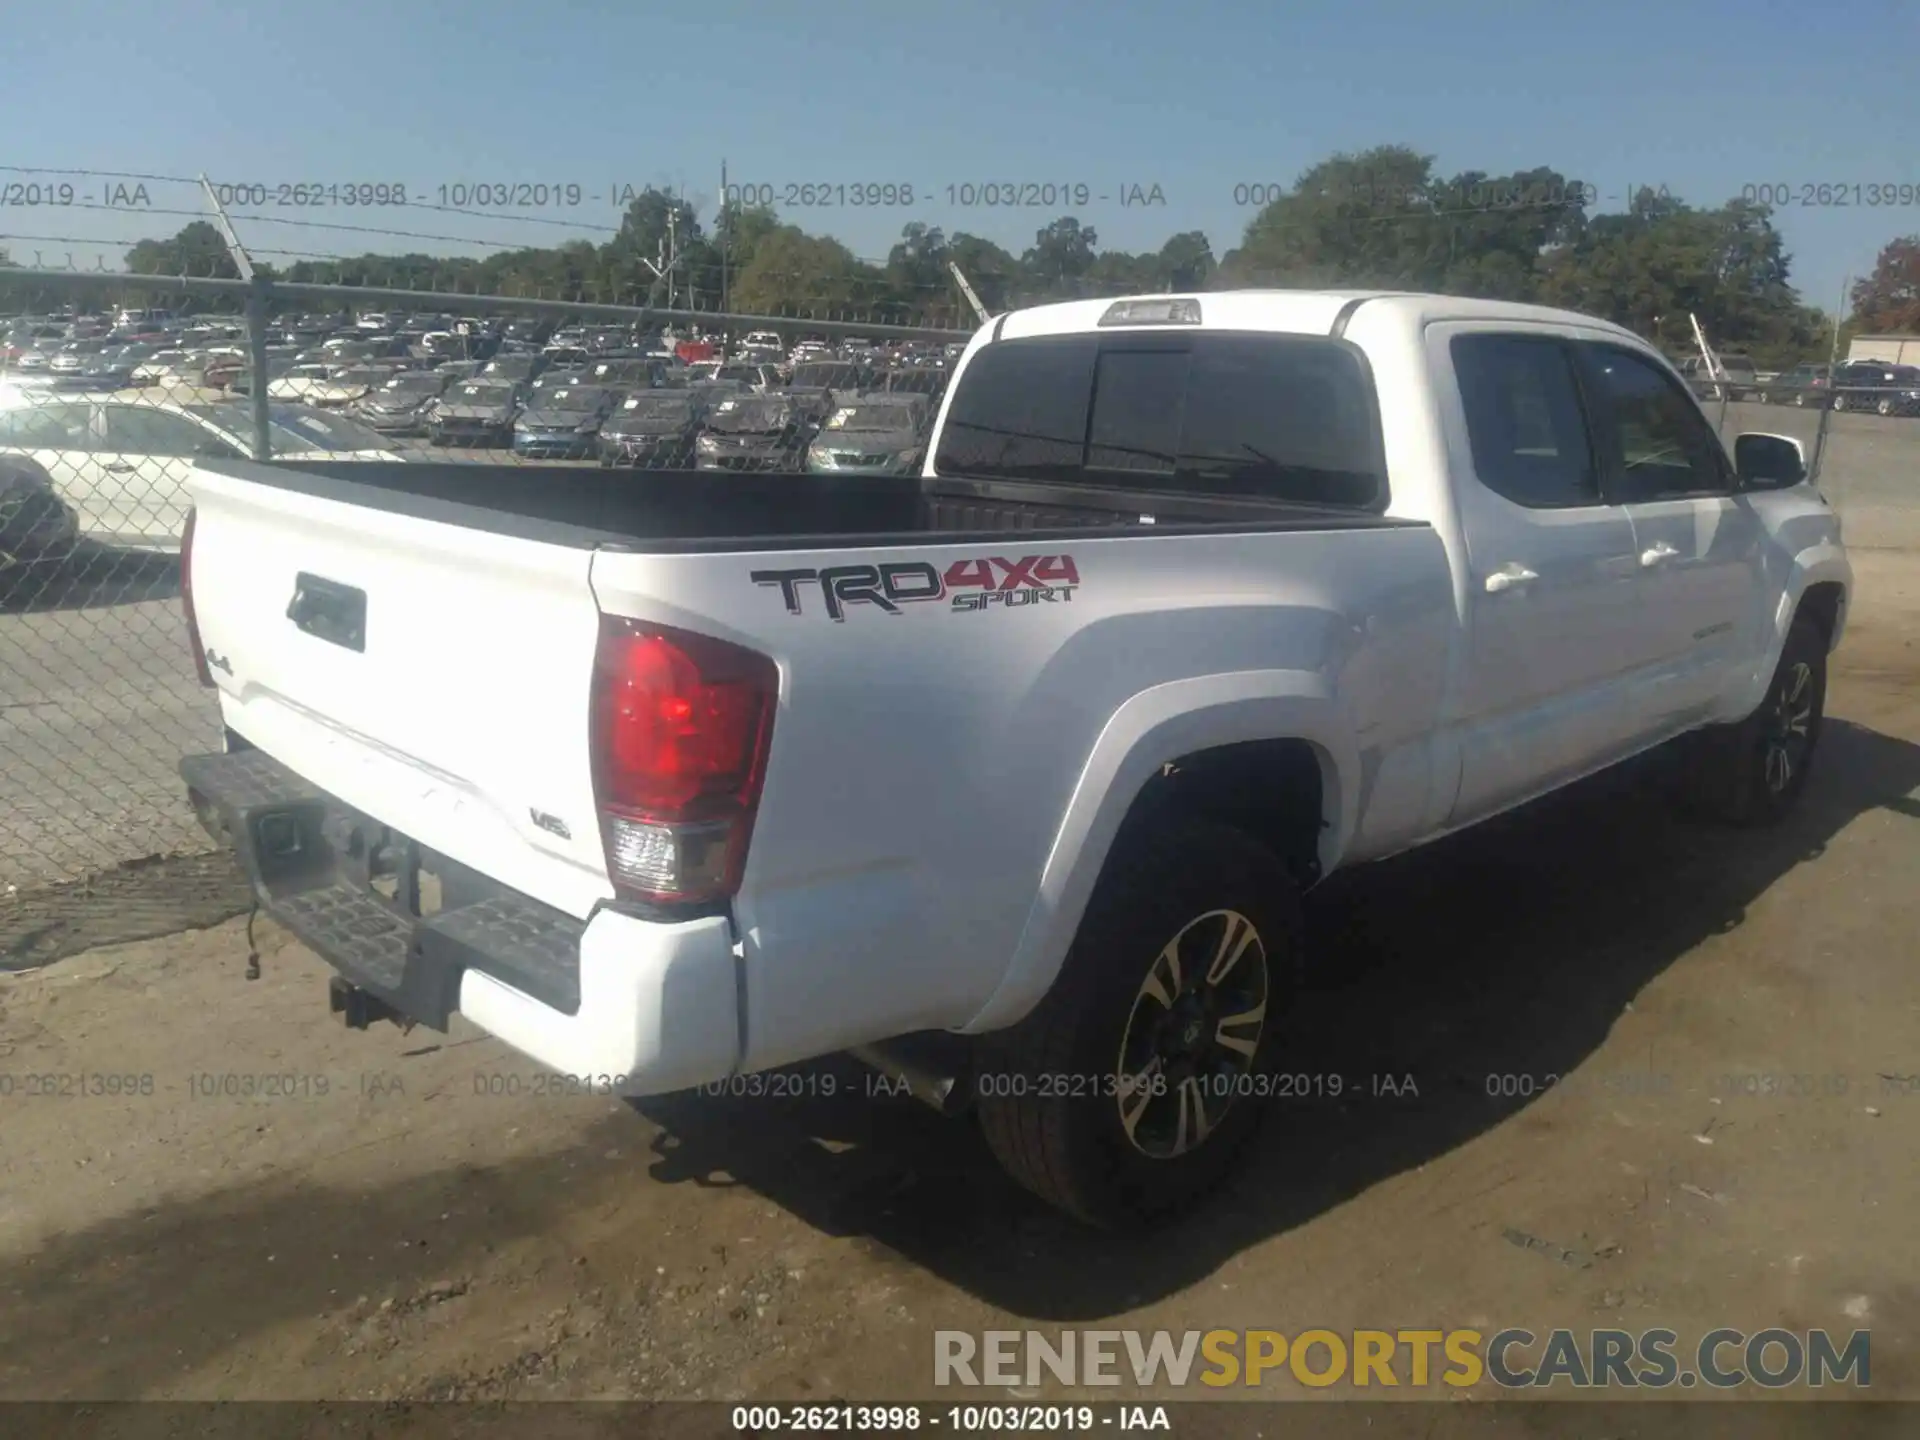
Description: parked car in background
xmin=0 ymin=392 xmax=401 ymax=549
xmin=350 ymin=370 xmax=454 ymax=436
xmin=1871 ymin=365 xmax=1920 ymax=416
xmin=511 ymin=383 xmax=621 ymax=459
xmin=715 ymin=361 xmax=784 ymax=392
xmin=418 ymin=330 xmax=500 ymax=365
xmin=72 ymin=344 xmax=164 ymax=390
xmin=804 ymin=394 xmax=932 ymax=475
xmin=0 ymin=453 xmax=81 ymax=566
xmin=598 ymin=389 xmax=715 ymax=468
xmin=267 ymin=364 xmax=373 ymax=408
xmin=480 ymin=353 xmax=548 ymax=385
xmin=872 ymin=364 xmax=947 ymax=400
xmin=428 ymin=378 xmax=526 ymax=447
xmin=694 ymin=392 xmax=824 ymax=471
xmin=1676 ymin=353 xmax=1758 ymax=402
xmin=501 ymin=318 xmax=555 ymax=346
xmin=1758 ymin=362 xmax=1830 ymax=407
xmin=130 ymin=349 xmax=198 ymax=387
xmin=788 ymin=360 xmax=874 ymax=396
xmin=212 ymin=349 xmax=298 ymax=393
xmin=47 ymin=341 xmax=109 ymax=380
xmin=1829 ymin=360 xmax=1920 ymax=415
xmin=586 ymin=355 xmax=667 ymax=391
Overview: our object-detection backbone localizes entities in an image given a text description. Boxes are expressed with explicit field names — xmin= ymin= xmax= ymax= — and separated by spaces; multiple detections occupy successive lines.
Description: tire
xmin=1792 ymin=392 xmax=1807 ymax=408
xmin=1877 ymin=397 xmax=1896 ymax=416
xmin=1833 ymin=392 xmax=1850 ymax=413
xmin=975 ymin=819 xmax=1302 ymax=1227
xmin=1675 ymin=618 xmax=1827 ymax=826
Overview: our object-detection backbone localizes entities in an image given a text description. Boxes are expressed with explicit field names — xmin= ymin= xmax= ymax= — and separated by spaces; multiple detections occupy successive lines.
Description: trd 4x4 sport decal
xmin=751 ymin=555 xmax=1081 ymax=622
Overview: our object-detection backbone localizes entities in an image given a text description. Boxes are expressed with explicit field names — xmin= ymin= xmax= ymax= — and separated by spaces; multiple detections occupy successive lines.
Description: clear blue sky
xmin=4 ymin=0 xmax=1915 ymax=316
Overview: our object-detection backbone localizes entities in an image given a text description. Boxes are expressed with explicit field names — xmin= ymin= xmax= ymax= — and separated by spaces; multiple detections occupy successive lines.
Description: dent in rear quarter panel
xmin=593 ymin=524 xmax=1451 ymax=1072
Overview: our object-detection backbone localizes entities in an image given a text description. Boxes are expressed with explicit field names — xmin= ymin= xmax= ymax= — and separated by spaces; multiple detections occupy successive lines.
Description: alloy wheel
xmin=1764 ymin=661 xmax=1816 ymax=796
xmin=1114 ymin=908 xmax=1269 ymax=1160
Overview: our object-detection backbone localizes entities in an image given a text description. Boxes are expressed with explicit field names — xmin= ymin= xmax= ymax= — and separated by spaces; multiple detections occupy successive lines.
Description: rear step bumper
xmin=179 ymin=746 xmax=743 ymax=1091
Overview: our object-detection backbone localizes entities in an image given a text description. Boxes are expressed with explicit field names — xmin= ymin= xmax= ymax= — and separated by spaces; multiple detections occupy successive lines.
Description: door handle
xmin=1640 ymin=542 xmax=1680 ymax=567
xmin=287 ymin=571 xmax=368 ymax=653
xmin=1484 ymin=564 xmax=1539 ymax=594
xmin=102 ymin=461 xmax=136 ymax=474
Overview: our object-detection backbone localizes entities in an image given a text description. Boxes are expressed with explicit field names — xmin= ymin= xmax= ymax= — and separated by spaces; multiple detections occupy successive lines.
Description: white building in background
xmin=1848 ymin=334 xmax=1920 ymax=365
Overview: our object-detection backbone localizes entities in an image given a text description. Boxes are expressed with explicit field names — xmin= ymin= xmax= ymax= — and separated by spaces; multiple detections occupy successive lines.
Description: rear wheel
xmin=1833 ymin=392 xmax=1851 ymax=413
xmin=1675 ymin=618 xmax=1827 ymax=826
xmin=1877 ymin=396 xmax=1896 ymax=416
xmin=976 ymin=820 xmax=1302 ymax=1227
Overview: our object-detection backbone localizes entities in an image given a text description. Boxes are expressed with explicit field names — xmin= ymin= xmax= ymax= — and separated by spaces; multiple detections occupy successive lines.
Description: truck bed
xmin=220 ymin=459 xmax=1422 ymax=552
xmin=180 ymin=443 xmax=1456 ymax=1092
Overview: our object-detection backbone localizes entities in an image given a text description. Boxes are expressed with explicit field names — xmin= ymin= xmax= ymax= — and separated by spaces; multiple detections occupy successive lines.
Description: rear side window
xmin=1450 ymin=334 xmax=1598 ymax=508
xmin=936 ymin=336 xmax=1095 ymax=481
xmin=934 ymin=332 xmax=1385 ymax=508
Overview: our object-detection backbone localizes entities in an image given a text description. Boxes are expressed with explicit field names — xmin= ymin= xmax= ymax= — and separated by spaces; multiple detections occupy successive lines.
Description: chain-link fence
xmin=1695 ymin=363 xmax=1920 ymax=552
xmin=0 ymin=263 xmax=969 ymax=963
xmin=6 ymin=240 xmax=1919 ymax=965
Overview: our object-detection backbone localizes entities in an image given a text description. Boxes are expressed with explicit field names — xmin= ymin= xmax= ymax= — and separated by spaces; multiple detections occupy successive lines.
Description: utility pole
xmin=948 ymin=261 xmax=992 ymax=326
xmin=1809 ymin=272 xmax=1852 ymax=490
xmin=1689 ymin=312 xmax=1730 ymax=430
xmin=641 ymin=200 xmax=684 ymax=315
xmin=719 ymin=158 xmax=730 ymax=324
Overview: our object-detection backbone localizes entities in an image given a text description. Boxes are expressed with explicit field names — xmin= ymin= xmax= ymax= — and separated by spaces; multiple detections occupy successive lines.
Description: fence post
xmin=197 ymin=174 xmax=272 ymax=461
xmin=246 ymin=276 xmax=271 ymax=461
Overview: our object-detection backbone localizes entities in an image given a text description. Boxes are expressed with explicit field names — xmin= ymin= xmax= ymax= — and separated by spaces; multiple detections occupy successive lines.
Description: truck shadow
xmin=1 ymin=724 xmax=1917 ymax=1396
xmin=630 ymin=716 xmax=1920 ymax=1319
xmin=0 ymin=544 xmax=180 ymax=614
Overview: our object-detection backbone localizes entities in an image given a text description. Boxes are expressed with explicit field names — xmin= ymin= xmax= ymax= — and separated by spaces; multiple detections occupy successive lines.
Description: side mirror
xmin=1734 ymin=432 xmax=1807 ymax=489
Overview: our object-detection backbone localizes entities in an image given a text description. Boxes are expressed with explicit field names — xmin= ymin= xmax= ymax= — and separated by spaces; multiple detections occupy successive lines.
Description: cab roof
xmin=993 ymin=289 xmax=1645 ymax=347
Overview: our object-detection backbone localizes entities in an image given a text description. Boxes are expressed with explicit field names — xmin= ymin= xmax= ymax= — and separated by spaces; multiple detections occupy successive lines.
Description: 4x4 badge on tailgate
xmin=751 ymin=554 xmax=1080 ymax=622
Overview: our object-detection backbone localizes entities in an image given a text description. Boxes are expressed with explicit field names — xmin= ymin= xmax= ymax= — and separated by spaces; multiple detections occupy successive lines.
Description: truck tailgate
xmin=186 ymin=464 xmax=615 ymax=919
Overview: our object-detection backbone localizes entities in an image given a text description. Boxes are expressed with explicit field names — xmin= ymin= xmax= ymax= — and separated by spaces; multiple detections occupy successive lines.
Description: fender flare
xmin=961 ymin=670 xmax=1356 ymax=1033
xmin=1720 ymin=543 xmax=1851 ymax=721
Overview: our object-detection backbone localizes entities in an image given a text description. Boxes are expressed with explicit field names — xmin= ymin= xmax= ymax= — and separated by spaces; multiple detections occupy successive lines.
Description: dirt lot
xmin=3 ymin=553 xmax=1919 ymax=1412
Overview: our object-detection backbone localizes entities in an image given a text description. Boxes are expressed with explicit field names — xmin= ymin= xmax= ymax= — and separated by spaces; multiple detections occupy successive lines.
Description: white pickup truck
xmin=177 ymin=291 xmax=1850 ymax=1225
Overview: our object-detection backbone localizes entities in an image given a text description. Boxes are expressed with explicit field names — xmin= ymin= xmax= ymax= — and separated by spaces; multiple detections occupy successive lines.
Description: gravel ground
xmin=2 ymin=548 xmax=1918 ymax=1410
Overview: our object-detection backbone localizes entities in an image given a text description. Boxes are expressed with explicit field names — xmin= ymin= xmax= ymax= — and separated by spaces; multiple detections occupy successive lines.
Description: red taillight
xmin=589 ymin=616 xmax=778 ymax=905
xmin=180 ymin=507 xmax=214 ymax=689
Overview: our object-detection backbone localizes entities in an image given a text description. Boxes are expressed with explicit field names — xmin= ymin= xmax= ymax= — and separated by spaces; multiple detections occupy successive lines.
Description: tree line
xmin=5 ymin=144 xmax=1920 ymax=364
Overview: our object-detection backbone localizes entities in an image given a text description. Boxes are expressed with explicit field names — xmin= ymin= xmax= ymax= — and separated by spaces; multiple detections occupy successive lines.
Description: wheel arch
xmin=1718 ymin=551 xmax=1850 ymax=722
xmin=961 ymin=673 xmax=1354 ymax=1034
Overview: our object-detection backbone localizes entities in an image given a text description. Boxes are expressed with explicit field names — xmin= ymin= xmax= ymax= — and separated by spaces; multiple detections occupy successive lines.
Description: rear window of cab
xmin=933 ymin=331 xmax=1386 ymax=509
